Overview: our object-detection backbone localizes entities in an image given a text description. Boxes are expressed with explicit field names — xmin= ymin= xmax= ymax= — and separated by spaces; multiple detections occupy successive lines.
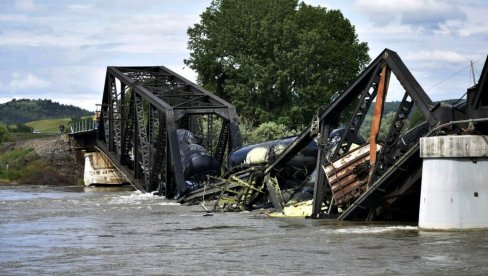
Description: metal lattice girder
xmin=111 ymin=77 xmax=122 ymax=157
xmin=214 ymin=120 xmax=230 ymax=165
xmin=134 ymin=92 xmax=151 ymax=188
xmin=99 ymin=65 xmax=242 ymax=196
xmin=120 ymin=93 xmax=135 ymax=167
xmin=367 ymin=92 xmax=415 ymax=184
xmin=101 ymin=73 xmax=111 ymax=149
xmin=331 ymin=64 xmax=383 ymax=159
xmin=149 ymin=110 xmax=166 ymax=193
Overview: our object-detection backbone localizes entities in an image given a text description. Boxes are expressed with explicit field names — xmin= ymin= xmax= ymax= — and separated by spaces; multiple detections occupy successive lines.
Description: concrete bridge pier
xmin=84 ymin=151 xmax=129 ymax=186
xmin=419 ymin=135 xmax=488 ymax=229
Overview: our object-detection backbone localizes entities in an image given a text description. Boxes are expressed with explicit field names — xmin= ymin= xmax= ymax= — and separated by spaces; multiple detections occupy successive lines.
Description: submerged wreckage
xmin=179 ymin=49 xmax=488 ymax=221
xmin=87 ymin=48 xmax=488 ymax=222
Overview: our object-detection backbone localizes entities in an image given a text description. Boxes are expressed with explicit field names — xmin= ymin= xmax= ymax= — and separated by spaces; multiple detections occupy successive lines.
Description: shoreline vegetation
xmin=0 ymin=99 xmax=94 ymax=186
xmin=0 ymin=136 xmax=84 ymax=186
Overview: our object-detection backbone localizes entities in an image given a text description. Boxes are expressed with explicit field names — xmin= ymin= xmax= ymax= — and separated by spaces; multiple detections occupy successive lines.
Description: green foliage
xmin=8 ymin=132 xmax=52 ymax=141
xmin=76 ymin=178 xmax=85 ymax=186
xmin=239 ymin=120 xmax=297 ymax=145
xmin=0 ymin=147 xmax=45 ymax=181
xmin=237 ymin=118 xmax=255 ymax=146
xmin=375 ymin=101 xmax=401 ymax=115
xmin=359 ymin=112 xmax=396 ymax=142
xmin=407 ymin=108 xmax=425 ymax=129
xmin=7 ymin=123 xmax=33 ymax=133
xmin=186 ymin=0 xmax=370 ymax=127
xmin=377 ymin=112 xmax=396 ymax=141
xmin=27 ymin=118 xmax=75 ymax=134
xmin=0 ymin=125 xmax=11 ymax=143
xmin=0 ymin=98 xmax=93 ymax=125
xmin=70 ymin=116 xmax=82 ymax=124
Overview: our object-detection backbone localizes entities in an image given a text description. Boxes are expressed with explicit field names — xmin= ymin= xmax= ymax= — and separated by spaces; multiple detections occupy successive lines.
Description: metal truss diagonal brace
xmin=166 ymin=121 xmax=187 ymax=197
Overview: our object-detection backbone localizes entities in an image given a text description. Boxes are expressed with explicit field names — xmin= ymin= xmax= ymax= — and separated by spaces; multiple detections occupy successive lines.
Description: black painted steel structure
xmin=263 ymin=49 xmax=464 ymax=219
xmin=98 ymin=66 xmax=241 ymax=198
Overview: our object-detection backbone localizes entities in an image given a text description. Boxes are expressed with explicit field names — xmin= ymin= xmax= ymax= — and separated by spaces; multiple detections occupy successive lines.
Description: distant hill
xmin=0 ymin=99 xmax=93 ymax=124
xmin=367 ymin=98 xmax=462 ymax=115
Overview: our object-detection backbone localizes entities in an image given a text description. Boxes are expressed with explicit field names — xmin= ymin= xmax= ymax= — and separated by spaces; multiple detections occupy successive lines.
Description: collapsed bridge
xmin=72 ymin=48 xmax=488 ymax=222
xmin=180 ymin=49 xmax=488 ymax=221
xmin=97 ymin=66 xmax=242 ymax=198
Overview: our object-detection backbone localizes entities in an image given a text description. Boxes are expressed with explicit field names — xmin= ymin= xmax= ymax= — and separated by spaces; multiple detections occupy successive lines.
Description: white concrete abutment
xmin=84 ymin=151 xmax=128 ymax=186
xmin=419 ymin=135 xmax=488 ymax=229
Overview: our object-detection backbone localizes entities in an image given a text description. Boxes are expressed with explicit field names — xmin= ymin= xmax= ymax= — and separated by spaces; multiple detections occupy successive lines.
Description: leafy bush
xmin=7 ymin=123 xmax=33 ymax=133
xmin=0 ymin=125 xmax=10 ymax=143
xmin=0 ymin=148 xmax=44 ymax=181
xmin=240 ymin=120 xmax=298 ymax=145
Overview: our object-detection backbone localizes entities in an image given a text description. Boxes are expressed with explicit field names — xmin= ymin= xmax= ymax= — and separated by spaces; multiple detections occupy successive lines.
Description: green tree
xmin=0 ymin=125 xmax=10 ymax=143
xmin=407 ymin=108 xmax=425 ymax=130
xmin=186 ymin=0 xmax=370 ymax=127
xmin=10 ymin=123 xmax=33 ymax=133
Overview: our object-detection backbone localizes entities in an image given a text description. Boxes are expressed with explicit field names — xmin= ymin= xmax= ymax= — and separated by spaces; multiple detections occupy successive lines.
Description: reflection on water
xmin=1 ymin=185 xmax=487 ymax=275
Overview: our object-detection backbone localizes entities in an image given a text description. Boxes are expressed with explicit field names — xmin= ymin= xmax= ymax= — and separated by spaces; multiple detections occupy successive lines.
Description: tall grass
xmin=0 ymin=147 xmax=46 ymax=182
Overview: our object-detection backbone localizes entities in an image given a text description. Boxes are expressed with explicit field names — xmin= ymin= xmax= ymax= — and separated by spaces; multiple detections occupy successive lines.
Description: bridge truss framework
xmin=98 ymin=66 xmax=242 ymax=198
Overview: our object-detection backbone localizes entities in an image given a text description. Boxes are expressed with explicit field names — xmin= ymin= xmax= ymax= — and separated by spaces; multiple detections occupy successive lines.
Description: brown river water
xmin=1 ymin=185 xmax=487 ymax=275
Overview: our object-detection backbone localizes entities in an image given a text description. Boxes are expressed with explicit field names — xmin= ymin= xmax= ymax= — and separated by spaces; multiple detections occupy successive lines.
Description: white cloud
xmin=171 ymin=66 xmax=198 ymax=83
xmin=458 ymin=25 xmax=488 ymax=37
xmin=10 ymin=73 xmax=50 ymax=89
xmin=0 ymin=10 xmax=197 ymax=56
xmin=406 ymin=50 xmax=467 ymax=63
xmin=15 ymin=0 xmax=36 ymax=11
xmin=67 ymin=4 xmax=94 ymax=11
xmin=0 ymin=15 xmax=28 ymax=22
xmin=442 ymin=5 xmax=488 ymax=37
xmin=353 ymin=0 xmax=465 ymax=29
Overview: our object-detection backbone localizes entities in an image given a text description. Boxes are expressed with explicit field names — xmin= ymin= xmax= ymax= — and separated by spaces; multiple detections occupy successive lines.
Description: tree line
xmin=0 ymin=99 xmax=92 ymax=125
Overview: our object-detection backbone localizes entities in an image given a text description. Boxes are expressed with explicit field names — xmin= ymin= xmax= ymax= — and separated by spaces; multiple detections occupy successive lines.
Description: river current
xmin=1 ymin=185 xmax=487 ymax=275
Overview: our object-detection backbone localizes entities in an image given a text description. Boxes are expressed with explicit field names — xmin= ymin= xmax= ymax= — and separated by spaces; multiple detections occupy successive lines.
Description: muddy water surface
xmin=1 ymin=185 xmax=487 ymax=275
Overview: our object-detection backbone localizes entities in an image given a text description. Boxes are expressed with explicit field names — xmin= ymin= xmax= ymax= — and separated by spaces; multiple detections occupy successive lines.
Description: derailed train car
xmin=181 ymin=127 xmax=366 ymax=212
xmin=177 ymin=129 xmax=221 ymax=191
xmin=226 ymin=128 xmax=365 ymax=203
xmin=181 ymin=48 xmax=487 ymax=222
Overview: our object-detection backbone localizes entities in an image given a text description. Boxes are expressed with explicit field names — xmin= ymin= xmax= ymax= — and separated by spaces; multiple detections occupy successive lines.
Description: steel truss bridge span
xmin=98 ymin=66 xmax=242 ymax=198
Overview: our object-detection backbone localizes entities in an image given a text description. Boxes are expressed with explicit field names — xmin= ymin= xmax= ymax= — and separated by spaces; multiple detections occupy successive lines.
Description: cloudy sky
xmin=0 ymin=0 xmax=487 ymax=111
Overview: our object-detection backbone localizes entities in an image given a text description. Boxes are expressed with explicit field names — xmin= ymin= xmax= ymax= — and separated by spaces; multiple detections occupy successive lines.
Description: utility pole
xmin=471 ymin=60 xmax=477 ymax=86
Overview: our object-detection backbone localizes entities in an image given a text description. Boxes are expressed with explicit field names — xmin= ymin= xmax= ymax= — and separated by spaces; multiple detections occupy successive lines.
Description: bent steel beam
xmin=262 ymin=49 xmax=457 ymax=219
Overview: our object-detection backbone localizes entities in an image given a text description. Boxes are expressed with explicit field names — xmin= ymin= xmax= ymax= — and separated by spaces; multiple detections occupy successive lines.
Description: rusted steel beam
xmin=369 ymin=65 xmax=389 ymax=167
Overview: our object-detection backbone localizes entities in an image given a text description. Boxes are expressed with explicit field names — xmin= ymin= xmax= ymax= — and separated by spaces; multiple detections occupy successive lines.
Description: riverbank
xmin=0 ymin=136 xmax=83 ymax=185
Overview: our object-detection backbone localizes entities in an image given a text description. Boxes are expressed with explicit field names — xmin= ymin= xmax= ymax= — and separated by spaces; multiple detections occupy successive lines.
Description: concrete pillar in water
xmin=419 ymin=135 xmax=488 ymax=229
xmin=84 ymin=151 xmax=128 ymax=186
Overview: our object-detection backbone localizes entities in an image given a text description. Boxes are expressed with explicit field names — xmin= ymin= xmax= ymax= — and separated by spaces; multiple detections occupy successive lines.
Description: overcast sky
xmin=0 ymin=0 xmax=487 ymax=111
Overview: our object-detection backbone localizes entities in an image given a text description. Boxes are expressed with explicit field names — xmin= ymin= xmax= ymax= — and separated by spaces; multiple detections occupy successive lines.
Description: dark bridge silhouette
xmin=73 ymin=66 xmax=242 ymax=198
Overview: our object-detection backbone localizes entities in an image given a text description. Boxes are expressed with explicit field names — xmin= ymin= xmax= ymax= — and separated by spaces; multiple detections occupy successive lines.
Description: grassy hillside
xmin=26 ymin=116 xmax=94 ymax=134
xmin=0 ymin=98 xmax=93 ymax=124
xmin=27 ymin=118 xmax=72 ymax=134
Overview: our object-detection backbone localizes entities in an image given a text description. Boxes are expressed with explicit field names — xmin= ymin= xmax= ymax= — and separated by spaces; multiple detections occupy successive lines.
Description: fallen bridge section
xmin=97 ymin=66 xmax=242 ymax=198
